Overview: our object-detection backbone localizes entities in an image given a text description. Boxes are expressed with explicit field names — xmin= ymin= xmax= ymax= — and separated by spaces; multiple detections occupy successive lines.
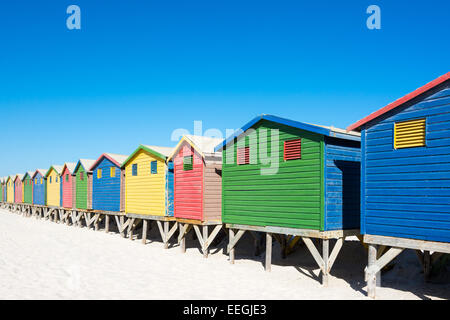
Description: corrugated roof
xmin=347 ymin=72 xmax=450 ymax=131
xmin=215 ymin=114 xmax=360 ymax=152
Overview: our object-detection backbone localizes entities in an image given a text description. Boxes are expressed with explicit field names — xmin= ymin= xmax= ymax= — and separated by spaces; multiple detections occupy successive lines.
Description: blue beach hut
xmin=89 ymin=153 xmax=128 ymax=212
xmin=348 ymin=72 xmax=450 ymax=297
xmin=32 ymin=169 xmax=47 ymax=206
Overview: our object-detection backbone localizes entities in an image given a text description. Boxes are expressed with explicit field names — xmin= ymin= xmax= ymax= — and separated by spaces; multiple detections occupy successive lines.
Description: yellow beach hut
xmin=122 ymin=145 xmax=174 ymax=216
xmin=45 ymin=165 xmax=63 ymax=207
xmin=6 ymin=175 xmax=15 ymax=203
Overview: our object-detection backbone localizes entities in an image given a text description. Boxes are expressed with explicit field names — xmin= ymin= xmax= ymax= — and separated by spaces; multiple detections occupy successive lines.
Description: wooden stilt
xmin=367 ymin=244 xmax=377 ymax=299
xmin=322 ymin=239 xmax=329 ymax=287
xmin=265 ymin=233 xmax=272 ymax=272
xmin=94 ymin=214 xmax=100 ymax=231
xmin=424 ymin=250 xmax=431 ymax=281
xmin=229 ymin=229 xmax=235 ymax=264
xmin=120 ymin=216 xmax=125 ymax=237
xmin=179 ymin=223 xmax=186 ymax=253
xmin=164 ymin=221 xmax=169 ymax=249
xmin=202 ymin=225 xmax=209 ymax=258
xmin=142 ymin=220 xmax=148 ymax=244
xmin=128 ymin=218 xmax=135 ymax=240
xmin=105 ymin=214 xmax=110 ymax=233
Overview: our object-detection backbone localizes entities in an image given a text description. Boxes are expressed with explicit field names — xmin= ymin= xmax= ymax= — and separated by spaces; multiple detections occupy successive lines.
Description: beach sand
xmin=0 ymin=208 xmax=448 ymax=300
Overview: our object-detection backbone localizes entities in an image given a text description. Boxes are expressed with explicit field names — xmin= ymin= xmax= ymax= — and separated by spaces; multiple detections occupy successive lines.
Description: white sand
xmin=0 ymin=208 xmax=448 ymax=300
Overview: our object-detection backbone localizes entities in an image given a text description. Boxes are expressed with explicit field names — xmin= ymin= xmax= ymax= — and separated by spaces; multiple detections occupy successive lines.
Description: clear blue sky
xmin=0 ymin=0 xmax=449 ymax=176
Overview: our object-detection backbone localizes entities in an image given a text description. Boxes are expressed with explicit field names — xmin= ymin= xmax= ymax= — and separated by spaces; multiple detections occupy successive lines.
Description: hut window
xmin=284 ymin=139 xmax=302 ymax=161
xmin=97 ymin=169 xmax=102 ymax=179
xmin=49 ymin=177 xmax=52 ymax=184
xmin=56 ymin=177 xmax=58 ymax=183
xmin=111 ymin=167 xmax=116 ymax=178
xmin=40 ymin=178 xmax=43 ymax=185
xmin=237 ymin=147 xmax=250 ymax=165
xmin=80 ymin=172 xmax=84 ymax=181
xmin=132 ymin=164 xmax=138 ymax=176
xmin=183 ymin=156 xmax=193 ymax=171
xmin=394 ymin=118 xmax=426 ymax=149
xmin=66 ymin=174 xmax=69 ymax=182
xmin=151 ymin=161 xmax=157 ymax=174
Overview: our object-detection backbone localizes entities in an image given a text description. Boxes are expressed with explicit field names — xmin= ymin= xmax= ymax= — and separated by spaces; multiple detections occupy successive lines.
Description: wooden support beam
xmin=165 ymin=221 xmax=178 ymax=247
xmin=302 ymin=237 xmax=325 ymax=272
xmin=193 ymin=225 xmax=204 ymax=248
xmin=127 ymin=218 xmax=136 ymax=240
xmin=265 ymin=233 xmax=272 ymax=272
xmin=328 ymin=238 xmax=344 ymax=272
xmin=203 ymin=225 xmax=223 ymax=256
xmin=120 ymin=216 xmax=125 ymax=237
xmin=367 ymin=244 xmax=377 ymax=299
xmin=142 ymin=220 xmax=148 ymax=245
xmin=229 ymin=229 xmax=235 ymax=264
xmin=164 ymin=221 xmax=169 ymax=248
xmin=322 ymin=239 xmax=329 ymax=287
xmin=202 ymin=225 xmax=209 ymax=258
xmin=424 ymin=251 xmax=431 ymax=281
xmin=367 ymin=247 xmax=404 ymax=277
xmin=156 ymin=221 xmax=165 ymax=243
xmin=179 ymin=223 xmax=186 ymax=253
xmin=227 ymin=229 xmax=245 ymax=254
xmin=105 ymin=215 xmax=110 ymax=233
xmin=366 ymin=246 xmax=404 ymax=298
xmin=249 ymin=231 xmax=263 ymax=256
xmin=94 ymin=214 xmax=100 ymax=231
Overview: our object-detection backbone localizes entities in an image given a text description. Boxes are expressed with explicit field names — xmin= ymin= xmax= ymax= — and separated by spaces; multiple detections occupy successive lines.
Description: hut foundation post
xmin=322 ymin=239 xmax=329 ymax=287
xmin=128 ymin=218 xmax=136 ymax=240
xmin=66 ymin=210 xmax=71 ymax=225
xmin=179 ymin=223 xmax=186 ymax=253
xmin=164 ymin=221 xmax=169 ymax=249
xmin=120 ymin=216 xmax=125 ymax=237
xmin=141 ymin=220 xmax=148 ymax=244
xmin=178 ymin=223 xmax=192 ymax=253
xmin=265 ymin=233 xmax=272 ymax=272
xmin=367 ymin=244 xmax=377 ymax=299
xmin=105 ymin=214 xmax=110 ymax=233
xmin=202 ymin=226 xmax=209 ymax=258
xmin=78 ymin=211 xmax=83 ymax=228
xmin=424 ymin=251 xmax=431 ymax=281
xmin=227 ymin=228 xmax=246 ymax=264
xmin=229 ymin=229 xmax=235 ymax=264
xmin=94 ymin=214 xmax=100 ymax=231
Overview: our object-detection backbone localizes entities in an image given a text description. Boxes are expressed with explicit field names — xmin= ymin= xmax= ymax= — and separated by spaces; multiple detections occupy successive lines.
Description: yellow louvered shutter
xmin=394 ymin=118 xmax=426 ymax=149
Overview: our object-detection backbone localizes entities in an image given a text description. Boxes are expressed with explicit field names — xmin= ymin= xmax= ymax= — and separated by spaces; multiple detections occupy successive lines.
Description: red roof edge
xmin=347 ymin=72 xmax=450 ymax=131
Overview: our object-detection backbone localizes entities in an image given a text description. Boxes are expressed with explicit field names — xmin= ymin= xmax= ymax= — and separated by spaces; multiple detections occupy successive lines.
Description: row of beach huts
xmin=1 ymin=72 xmax=449 ymax=298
